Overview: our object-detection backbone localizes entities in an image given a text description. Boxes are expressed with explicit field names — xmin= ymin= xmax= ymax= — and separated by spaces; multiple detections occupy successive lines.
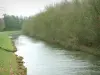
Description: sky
xmin=0 ymin=0 xmax=71 ymax=18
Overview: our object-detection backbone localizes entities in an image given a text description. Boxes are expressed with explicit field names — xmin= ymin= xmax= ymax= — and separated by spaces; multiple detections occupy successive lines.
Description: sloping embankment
xmin=10 ymin=35 xmax=27 ymax=75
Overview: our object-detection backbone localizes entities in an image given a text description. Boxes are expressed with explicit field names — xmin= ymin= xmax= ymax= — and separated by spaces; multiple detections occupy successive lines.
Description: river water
xmin=15 ymin=35 xmax=100 ymax=75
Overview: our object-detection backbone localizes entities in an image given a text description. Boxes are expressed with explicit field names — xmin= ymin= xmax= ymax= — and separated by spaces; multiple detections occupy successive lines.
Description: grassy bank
xmin=0 ymin=31 xmax=26 ymax=75
xmin=0 ymin=32 xmax=14 ymax=51
xmin=0 ymin=31 xmax=18 ymax=75
xmin=22 ymin=0 xmax=100 ymax=56
xmin=0 ymin=50 xmax=17 ymax=75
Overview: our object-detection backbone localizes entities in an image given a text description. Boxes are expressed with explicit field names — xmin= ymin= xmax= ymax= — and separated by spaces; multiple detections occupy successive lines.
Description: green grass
xmin=0 ymin=31 xmax=20 ymax=75
xmin=0 ymin=31 xmax=20 ymax=51
xmin=2 ymin=31 xmax=20 ymax=35
xmin=0 ymin=50 xmax=17 ymax=75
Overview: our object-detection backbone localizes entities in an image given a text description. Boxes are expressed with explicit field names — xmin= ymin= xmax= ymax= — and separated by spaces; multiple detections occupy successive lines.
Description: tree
xmin=3 ymin=14 xmax=24 ymax=31
xmin=0 ymin=18 xmax=5 ymax=31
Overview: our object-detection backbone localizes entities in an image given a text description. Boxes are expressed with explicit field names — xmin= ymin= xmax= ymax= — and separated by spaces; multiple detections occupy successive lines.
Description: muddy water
xmin=15 ymin=35 xmax=100 ymax=75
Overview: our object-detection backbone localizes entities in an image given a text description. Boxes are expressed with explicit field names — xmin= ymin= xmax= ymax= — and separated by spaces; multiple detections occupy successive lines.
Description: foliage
xmin=3 ymin=14 xmax=25 ymax=31
xmin=0 ymin=18 xmax=5 ymax=31
xmin=22 ymin=0 xmax=100 ymax=50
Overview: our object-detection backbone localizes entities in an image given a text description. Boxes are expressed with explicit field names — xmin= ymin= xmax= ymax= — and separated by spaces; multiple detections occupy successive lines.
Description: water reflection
xmin=15 ymin=35 xmax=100 ymax=75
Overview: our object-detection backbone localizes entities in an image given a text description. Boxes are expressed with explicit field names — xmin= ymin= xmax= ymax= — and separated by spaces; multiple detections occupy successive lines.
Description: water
xmin=15 ymin=35 xmax=100 ymax=75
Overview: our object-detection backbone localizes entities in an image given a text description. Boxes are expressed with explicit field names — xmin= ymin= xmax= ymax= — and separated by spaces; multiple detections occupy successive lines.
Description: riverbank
xmin=0 ymin=31 xmax=27 ymax=75
xmin=0 ymin=31 xmax=18 ymax=75
xmin=15 ymin=35 xmax=100 ymax=75
xmin=28 ymin=35 xmax=100 ymax=57
xmin=22 ymin=0 xmax=100 ymax=57
xmin=79 ymin=46 xmax=100 ymax=57
xmin=10 ymin=32 xmax=27 ymax=75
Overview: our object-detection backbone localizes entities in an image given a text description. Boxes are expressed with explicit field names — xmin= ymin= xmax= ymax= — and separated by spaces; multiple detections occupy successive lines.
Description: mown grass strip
xmin=0 ymin=31 xmax=19 ymax=75
xmin=0 ymin=31 xmax=20 ymax=51
xmin=0 ymin=32 xmax=14 ymax=51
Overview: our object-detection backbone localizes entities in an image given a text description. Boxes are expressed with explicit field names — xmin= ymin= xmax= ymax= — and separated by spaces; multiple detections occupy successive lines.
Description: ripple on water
xmin=15 ymin=35 xmax=100 ymax=75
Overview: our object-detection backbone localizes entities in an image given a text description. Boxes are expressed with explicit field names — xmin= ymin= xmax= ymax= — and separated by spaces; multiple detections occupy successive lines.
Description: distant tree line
xmin=3 ymin=14 xmax=26 ymax=31
xmin=0 ymin=18 xmax=5 ymax=31
xmin=22 ymin=0 xmax=100 ymax=50
xmin=0 ymin=14 xmax=27 ymax=31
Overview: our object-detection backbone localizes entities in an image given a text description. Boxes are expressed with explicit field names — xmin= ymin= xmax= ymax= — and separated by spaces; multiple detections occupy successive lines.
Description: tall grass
xmin=22 ymin=0 xmax=100 ymax=50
